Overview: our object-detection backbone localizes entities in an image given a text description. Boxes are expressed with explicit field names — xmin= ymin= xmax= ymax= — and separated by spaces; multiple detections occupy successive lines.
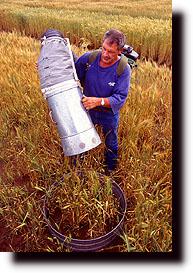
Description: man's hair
xmin=103 ymin=29 xmax=126 ymax=49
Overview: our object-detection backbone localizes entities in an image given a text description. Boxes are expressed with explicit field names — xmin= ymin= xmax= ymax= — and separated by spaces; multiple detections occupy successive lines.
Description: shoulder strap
xmin=88 ymin=50 xmax=128 ymax=77
xmin=88 ymin=49 xmax=101 ymax=65
xmin=117 ymin=55 xmax=128 ymax=77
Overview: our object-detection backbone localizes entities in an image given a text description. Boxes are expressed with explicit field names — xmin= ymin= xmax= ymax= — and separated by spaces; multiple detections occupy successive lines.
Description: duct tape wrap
xmin=41 ymin=79 xmax=79 ymax=98
xmin=42 ymin=178 xmax=127 ymax=252
xmin=37 ymin=30 xmax=101 ymax=156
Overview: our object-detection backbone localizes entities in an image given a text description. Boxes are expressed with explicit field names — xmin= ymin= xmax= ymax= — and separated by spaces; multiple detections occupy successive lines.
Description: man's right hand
xmin=81 ymin=96 xmax=101 ymax=110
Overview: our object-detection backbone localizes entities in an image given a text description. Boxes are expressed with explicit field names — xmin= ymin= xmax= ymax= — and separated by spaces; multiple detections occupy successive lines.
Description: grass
xmin=0 ymin=0 xmax=172 ymax=65
xmin=45 ymin=171 xmax=121 ymax=240
xmin=0 ymin=30 xmax=172 ymax=252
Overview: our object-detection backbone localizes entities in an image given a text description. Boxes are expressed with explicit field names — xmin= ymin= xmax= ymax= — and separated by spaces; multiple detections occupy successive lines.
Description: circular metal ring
xmin=42 ymin=177 xmax=127 ymax=252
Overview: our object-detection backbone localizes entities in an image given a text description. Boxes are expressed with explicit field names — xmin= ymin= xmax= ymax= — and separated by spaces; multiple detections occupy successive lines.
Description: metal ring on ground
xmin=42 ymin=179 xmax=127 ymax=252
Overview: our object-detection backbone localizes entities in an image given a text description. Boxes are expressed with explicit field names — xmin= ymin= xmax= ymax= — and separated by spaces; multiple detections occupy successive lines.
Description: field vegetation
xmin=0 ymin=25 xmax=172 ymax=252
xmin=0 ymin=0 xmax=172 ymax=253
xmin=0 ymin=0 xmax=172 ymax=65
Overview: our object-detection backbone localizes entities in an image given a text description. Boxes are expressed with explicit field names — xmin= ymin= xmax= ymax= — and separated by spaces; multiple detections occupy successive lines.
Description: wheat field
xmin=0 ymin=0 xmax=172 ymax=253
xmin=0 ymin=0 xmax=172 ymax=65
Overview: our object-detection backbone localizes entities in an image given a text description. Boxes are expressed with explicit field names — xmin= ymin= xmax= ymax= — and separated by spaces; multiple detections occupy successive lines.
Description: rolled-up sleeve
xmin=108 ymin=65 xmax=131 ymax=114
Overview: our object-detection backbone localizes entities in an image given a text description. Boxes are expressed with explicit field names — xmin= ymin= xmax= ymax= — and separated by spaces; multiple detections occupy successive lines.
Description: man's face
xmin=101 ymin=39 xmax=122 ymax=65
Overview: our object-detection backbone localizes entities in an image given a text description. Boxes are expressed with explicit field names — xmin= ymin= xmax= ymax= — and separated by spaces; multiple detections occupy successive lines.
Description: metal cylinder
xmin=37 ymin=29 xmax=101 ymax=156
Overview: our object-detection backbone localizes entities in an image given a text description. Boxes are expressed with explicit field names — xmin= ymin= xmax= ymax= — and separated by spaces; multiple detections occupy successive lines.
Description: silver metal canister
xmin=37 ymin=29 xmax=101 ymax=156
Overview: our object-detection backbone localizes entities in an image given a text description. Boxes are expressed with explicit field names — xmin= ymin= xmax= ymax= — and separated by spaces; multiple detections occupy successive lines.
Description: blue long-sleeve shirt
xmin=75 ymin=52 xmax=131 ymax=114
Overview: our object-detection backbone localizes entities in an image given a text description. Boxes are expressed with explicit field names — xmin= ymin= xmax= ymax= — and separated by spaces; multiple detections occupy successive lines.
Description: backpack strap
xmin=88 ymin=49 xmax=101 ymax=65
xmin=87 ymin=49 xmax=128 ymax=76
xmin=117 ymin=55 xmax=128 ymax=77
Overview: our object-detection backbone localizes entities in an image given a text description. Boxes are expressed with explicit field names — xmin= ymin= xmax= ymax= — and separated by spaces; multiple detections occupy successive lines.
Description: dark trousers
xmin=89 ymin=109 xmax=119 ymax=171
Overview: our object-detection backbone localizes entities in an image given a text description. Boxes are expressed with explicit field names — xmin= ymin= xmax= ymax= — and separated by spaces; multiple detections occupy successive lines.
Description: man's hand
xmin=81 ymin=96 xmax=101 ymax=110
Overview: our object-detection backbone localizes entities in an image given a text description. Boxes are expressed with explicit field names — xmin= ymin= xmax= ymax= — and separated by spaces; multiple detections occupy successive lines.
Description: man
xmin=75 ymin=29 xmax=131 ymax=173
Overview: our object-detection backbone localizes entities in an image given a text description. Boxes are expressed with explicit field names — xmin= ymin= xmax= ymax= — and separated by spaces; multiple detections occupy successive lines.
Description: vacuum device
xmin=37 ymin=29 xmax=101 ymax=156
